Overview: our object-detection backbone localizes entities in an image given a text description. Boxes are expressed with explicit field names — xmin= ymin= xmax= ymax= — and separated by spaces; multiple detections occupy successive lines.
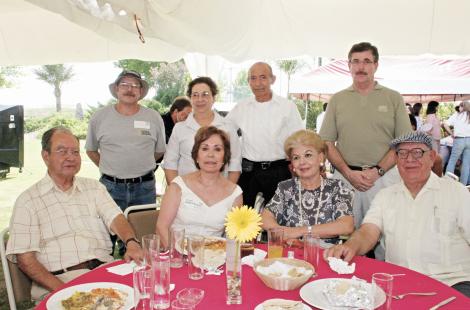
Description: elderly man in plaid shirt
xmin=6 ymin=126 xmax=143 ymax=301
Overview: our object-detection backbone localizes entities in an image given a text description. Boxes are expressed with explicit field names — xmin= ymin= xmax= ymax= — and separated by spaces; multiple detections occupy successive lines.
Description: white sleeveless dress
xmin=171 ymin=176 xmax=243 ymax=237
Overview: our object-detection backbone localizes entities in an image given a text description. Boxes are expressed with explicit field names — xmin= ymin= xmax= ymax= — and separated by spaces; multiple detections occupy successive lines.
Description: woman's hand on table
xmin=124 ymin=242 xmax=144 ymax=264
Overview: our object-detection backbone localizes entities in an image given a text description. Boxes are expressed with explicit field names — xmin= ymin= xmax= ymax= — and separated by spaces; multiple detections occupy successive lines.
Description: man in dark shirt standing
xmin=161 ymin=96 xmax=192 ymax=143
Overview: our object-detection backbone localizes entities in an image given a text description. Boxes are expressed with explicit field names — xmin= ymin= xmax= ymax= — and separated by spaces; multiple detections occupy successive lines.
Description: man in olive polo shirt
xmin=320 ymin=42 xmax=411 ymax=258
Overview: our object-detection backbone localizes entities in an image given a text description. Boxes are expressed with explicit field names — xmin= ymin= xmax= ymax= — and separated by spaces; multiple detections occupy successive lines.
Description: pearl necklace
xmin=297 ymin=177 xmax=324 ymax=227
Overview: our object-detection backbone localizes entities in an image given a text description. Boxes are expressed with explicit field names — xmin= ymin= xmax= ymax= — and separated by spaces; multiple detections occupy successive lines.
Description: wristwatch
xmin=373 ymin=165 xmax=386 ymax=177
xmin=125 ymin=237 xmax=141 ymax=247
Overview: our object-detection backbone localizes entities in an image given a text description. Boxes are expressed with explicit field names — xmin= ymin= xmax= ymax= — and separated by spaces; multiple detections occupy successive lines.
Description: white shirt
xmin=445 ymin=112 xmax=470 ymax=137
xmin=316 ymin=111 xmax=325 ymax=133
xmin=162 ymin=112 xmax=241 ymax=176
xmin=363 ymin=173 xmax=470 ymax=286
xmin=226 ymin=94 xmax=304 ymax=161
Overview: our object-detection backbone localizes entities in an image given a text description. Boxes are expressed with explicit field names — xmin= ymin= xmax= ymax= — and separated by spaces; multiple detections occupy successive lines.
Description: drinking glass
xmin=187 ymin=235 xmax=205 ymax=280
xmin=240 ymin=239 xmax=255 ymax=258
xmin=169 ymin=227 xmax=185 ymax=268
xmin=176 ymin=288 xmax=204 ymax=308
xmin=267 ymin=228 xmax=284 ymax=258
xmin=372 ymin=272 xmax=393 ymax=310
xmin=142 ymin=234 xmax=160 ymax=266
xmin=303 ymin=233 xmax=320 ymax=273
xmin=133 ymin=265 xmax=152 ymax=310
xmin=170 ymin=300 xmax=193 ymax=310
xmin=150 ymin=259 xmax=171 ymax=309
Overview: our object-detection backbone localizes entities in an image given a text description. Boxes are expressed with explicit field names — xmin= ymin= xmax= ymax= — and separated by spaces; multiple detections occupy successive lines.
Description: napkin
xmin=106 ymin=261 xmax=137 ymax=276
xmin=241 ymin=248 xmax=267 ymax=267
xmin=262 ymin=298 xmax=304 ymax=310
xmin=327 ymin=257 xmax=355 ymax=274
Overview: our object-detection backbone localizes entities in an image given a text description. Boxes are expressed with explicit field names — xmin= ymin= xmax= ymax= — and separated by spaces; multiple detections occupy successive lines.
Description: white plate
xmin=254 ymin=299 xmax=311 ymax=310
xmin=46 ymin=282 xmax=134 ymax=310
xmin=299 ymin=278 xmax=385 ymax=310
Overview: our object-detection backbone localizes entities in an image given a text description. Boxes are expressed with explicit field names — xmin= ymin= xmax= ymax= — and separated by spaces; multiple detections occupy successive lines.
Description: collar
xmin=346 ymin=81 xmax=383 ymax=92
xmin=38 ymin=173 xmax=82 ymax=196
xmin=184 ymin=111 xmax=224 ymax=130
xmin=396 ymin=172 xmax=440 ymax=199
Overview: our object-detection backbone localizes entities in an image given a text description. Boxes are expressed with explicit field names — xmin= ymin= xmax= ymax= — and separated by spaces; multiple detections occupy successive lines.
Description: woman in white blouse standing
xmin=162 ymin=77 xmax=241 ymax=184
xmin=444 ymin=100 xmax=470 ymax=185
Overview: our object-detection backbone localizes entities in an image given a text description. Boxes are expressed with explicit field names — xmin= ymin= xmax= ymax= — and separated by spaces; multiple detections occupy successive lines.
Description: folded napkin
xmin=327 ymin=257 xmax=355 ymax=274
xmin=242 ymin=248 xmax=267 ymax=267
xmin=106 ymin=261 xmax=137 ymax=276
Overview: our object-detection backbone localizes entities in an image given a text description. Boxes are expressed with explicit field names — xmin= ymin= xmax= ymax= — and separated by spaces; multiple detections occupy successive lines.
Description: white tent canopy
xmin=290 ymin=57 xmax=470 ymax=103
xmin=2 ymin=0 xmax=470 ymax=66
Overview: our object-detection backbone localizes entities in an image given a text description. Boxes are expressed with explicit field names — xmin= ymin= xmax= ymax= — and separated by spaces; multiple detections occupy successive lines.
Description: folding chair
xmin=0 ymin=228 xmax=32 ymax=310
xmin=444 ymin=171 xmax=459 ymax=181
xmin=124 ymin=204 xmax=160 ymax=241
xmin=253 ymin=192 xmax=265 ymax=242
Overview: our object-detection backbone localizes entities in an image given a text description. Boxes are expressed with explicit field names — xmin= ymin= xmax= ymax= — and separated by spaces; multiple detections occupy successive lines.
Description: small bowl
xmin=254 ymin=258 xmax=314 ymax=291
xmin=176 ymin=288 xmax=205 ymax=306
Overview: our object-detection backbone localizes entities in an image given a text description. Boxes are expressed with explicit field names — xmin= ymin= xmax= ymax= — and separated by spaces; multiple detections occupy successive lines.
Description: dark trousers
xmin=238 ymin=159 xmax=291 ymax=207
xmin=452 ymin=281 xmax=470 ymax=298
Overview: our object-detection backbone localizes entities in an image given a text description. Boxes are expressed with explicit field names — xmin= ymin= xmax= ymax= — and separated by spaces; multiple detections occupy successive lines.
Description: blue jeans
xmin=100 ymin=176 xmax=156 ymax=254
xmin=100 ymin=177 xmax=157 ymax=212
xmin=445 ymin=137 xmax=470 ymax=185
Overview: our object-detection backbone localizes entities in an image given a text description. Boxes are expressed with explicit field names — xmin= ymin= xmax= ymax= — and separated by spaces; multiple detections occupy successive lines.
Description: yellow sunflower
xmin=225 ymin=205 xmax=262 ymax=243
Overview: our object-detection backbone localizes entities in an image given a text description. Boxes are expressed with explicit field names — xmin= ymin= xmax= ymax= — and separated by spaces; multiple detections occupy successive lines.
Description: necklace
xmin=297 ymin=177 xmax=324 ymax=227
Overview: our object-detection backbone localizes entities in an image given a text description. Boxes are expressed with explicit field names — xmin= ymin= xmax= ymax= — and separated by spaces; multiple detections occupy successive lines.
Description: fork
xmin=392 ymin=292 xmax=437 ymax=300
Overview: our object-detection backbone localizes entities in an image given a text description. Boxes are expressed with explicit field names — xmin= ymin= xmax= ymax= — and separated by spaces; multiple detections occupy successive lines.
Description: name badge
xmin=134 ymin=120 xmax=150 ymax=129
xmin=378 ymin=105 xmax=388 ymax=112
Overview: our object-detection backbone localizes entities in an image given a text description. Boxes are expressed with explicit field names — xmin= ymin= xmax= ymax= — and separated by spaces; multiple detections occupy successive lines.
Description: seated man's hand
xmin=124 ymin=242 xmax=144 ymax=264
xmin=323 ymin=243 xmax=357 ymax=263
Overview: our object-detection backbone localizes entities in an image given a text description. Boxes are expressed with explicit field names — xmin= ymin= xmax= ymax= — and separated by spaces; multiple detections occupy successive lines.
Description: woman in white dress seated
xmin=261 ymin=130 xmax=354 ymax=245
xmin=156 ymin=126 xmax=243 ymax=248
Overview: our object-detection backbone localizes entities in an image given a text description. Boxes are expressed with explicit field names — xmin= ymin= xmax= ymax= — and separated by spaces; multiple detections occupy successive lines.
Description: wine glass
xmin=176 ymin=288 xmax=205 ymax=308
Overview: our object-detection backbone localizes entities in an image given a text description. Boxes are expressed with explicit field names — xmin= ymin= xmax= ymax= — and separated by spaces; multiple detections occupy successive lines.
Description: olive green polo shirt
xmin=320 ymin=83 xmax=412 ymax=167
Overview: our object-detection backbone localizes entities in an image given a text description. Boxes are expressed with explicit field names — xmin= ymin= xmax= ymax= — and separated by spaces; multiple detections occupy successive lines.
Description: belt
xmin=51 ymin=259 xmax=104 ymax=276
xmin=348 ymin=165 xmax=375 ymax=171
xmin=102 ymin=171 xmax=154 ymax=183
xmin=243 ymin=158 xmax=289 ymax=171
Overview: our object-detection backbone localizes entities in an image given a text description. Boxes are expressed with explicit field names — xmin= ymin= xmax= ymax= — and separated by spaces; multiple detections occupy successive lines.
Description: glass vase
xmin=225 ymin=238 xmax=242 ymax=305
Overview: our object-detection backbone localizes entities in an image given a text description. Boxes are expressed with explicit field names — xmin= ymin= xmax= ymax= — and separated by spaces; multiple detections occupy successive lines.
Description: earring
xmin=292 ymin=168 xmax=296 ymax=172
xmin=320 ymin=163 xmax=324 ymax=167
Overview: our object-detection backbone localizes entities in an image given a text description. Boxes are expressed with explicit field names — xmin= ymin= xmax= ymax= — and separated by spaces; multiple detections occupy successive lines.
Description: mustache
xmin=355 ymin=71 xmax=367 ymax=75
xmin=124 ymin=92 xmax=135 ymax=96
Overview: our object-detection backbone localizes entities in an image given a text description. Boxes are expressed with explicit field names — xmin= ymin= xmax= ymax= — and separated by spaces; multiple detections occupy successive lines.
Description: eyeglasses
xmin=52 ymin=148 xmax=80 ymax=157
xmin=396 ymin=148 xmax=429 ymax=160
xmin=118 ymin=82 xmax=141 ymax=90
xmin=190 ymin=91 xmax=211 ymax=99
xmin=349 ymin=59 xmax=376 ymax=66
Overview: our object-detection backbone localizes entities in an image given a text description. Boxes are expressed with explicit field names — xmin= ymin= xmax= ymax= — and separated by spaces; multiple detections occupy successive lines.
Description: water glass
xmin=372 ymin=272 xmax=393 ymax=310
xmin=150 ymin=259 xmax=171 ymax=309
xmin=170 ymin=300 xmax=193 ymax=310
xmin=142 ymin=234 xmax=160 ymax=266
xmin=169 ymin=227 xmax=185 ymax=268
xmin=133 ymin=265 xmax=152 ymax=310
xmin=303 ymin=233 xmax=320 ymax=272
xmin=187 ymin=235 xmax=205 ymax=280
xmin=267 ymin=228 xmax=284 ymax=258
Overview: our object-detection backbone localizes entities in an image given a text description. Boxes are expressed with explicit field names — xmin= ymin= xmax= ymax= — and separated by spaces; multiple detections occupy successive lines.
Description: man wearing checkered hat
xmin=325 ymin=131 xmax=470 ymax=297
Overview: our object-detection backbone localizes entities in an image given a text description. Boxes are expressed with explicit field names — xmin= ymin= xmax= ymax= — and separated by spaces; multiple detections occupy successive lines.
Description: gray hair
xmin=41 ymin=127 xmax=78 ymax=152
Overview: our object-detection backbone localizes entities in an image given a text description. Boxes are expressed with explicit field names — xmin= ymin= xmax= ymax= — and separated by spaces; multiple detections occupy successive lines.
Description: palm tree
xmin=276 ymin=60 xmax=305 ymax=98
xmin=34 ymin=64 xmax=74 ymax=112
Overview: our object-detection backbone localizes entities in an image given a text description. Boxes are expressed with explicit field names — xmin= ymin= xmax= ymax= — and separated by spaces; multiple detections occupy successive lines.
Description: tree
xmin=115 ymin=59 xmax=190 ymax=107
xmin=0 ymin=66 xmax=21 ymax=88
xmin=232 ymin=70 xmax=252 ymax=102
xmin=276 ymin=60 xmax=306 ymax=98
xmin=34 ymin=64 xmax=74 ymax=112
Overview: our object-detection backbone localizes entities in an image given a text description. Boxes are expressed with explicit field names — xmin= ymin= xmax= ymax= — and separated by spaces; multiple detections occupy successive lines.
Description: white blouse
xmin=170 ymin=176 xmax=243 ymax=237
xmin=445 ymin=112 xmax=470 ymax=137
xmin=162 ymin=112 xmax=242 ymax=176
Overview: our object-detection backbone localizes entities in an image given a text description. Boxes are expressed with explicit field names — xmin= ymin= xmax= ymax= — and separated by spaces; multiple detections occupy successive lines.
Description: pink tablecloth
xmin=38 ymin=245 xmax=470 ymax=309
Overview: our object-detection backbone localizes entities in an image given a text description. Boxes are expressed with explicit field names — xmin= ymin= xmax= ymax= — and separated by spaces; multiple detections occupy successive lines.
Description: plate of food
xmin=255 ymin=298 xmax=311 ymax=310
xmin=46 ymin=282 xmax=133 ymax=310
xmin=299 ymin=278 xmax=385 ymax=310
xmin=202 ymin=236 xmax=226 ymax=270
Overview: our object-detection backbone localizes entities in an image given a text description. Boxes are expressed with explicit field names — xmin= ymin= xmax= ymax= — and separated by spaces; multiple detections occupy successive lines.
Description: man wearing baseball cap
xmin=325 ymin=131 xmax=470 ymax=297
xmin=86 ymin=70 xmax=166 ymax=254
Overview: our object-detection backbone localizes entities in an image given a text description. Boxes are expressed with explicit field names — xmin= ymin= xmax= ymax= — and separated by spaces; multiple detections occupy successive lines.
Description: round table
xmin=38 ymin=245 xmax=470 ymax=309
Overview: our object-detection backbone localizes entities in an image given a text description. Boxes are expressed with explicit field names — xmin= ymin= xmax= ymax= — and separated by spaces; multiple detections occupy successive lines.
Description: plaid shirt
xmin=6 ymin=174 xmax=121 ymax=272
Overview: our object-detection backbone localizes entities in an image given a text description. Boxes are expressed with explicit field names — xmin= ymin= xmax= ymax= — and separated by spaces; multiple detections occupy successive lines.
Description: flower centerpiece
xmin=224 ymin=205 xmax=262 ymax=305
